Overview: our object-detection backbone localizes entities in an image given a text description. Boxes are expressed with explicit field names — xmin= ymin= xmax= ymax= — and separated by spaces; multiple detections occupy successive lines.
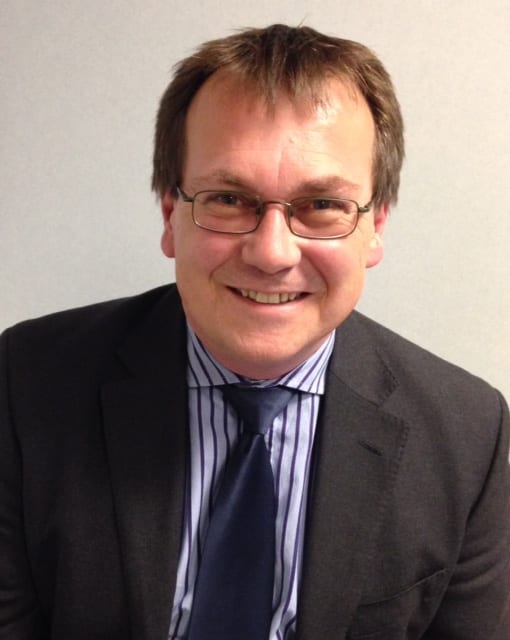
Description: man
xmin=0 ymin=24 xmax=509 ymax=640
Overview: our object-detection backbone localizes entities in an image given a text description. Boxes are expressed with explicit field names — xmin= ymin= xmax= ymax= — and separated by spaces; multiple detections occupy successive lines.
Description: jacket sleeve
xmin=425 ymin=390 xmax=510 ymax=640
xmin=0 ymin=330 xmax=48 ymax=639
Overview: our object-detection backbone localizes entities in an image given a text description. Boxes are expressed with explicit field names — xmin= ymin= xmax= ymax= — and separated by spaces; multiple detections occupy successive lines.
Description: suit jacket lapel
xmin=297 ymin=313 xmax=409 ymax=639
xmin=98 ymin=290 xmax=409 ymax=640
xmin=101 ymin=288 xmax=188 ymax=640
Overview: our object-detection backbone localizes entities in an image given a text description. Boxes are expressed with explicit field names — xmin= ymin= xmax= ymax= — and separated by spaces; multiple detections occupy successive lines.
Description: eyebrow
xmin=190 ymin=171 xmax=248 ymax=191
xmin=296 ymin=176 xmax=362 ymax=195
xmin=189 ymin=171 xmax=362 ymax=196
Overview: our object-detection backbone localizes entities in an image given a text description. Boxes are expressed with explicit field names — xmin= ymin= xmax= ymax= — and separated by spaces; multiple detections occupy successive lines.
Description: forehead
xmin=186 ymin=68 xmax=373 ymax=133
xmin=182 ymin=70 xmax=375 ymax=193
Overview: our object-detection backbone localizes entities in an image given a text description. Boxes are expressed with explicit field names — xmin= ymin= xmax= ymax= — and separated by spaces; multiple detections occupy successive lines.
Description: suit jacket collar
xmin=296 ymin=313 xmax=409 ymax=639
xmin=101 ymin=287 xmax=409 ymax=640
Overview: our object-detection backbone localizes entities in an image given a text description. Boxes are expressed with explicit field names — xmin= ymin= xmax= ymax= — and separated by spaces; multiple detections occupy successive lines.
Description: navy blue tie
xmin=187 ymin=384 xmax=294 ymax=640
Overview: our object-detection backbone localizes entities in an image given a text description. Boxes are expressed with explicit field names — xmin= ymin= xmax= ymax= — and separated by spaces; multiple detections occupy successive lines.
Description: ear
xmin=366 ymin=204 xmax=389 ymax=269
xmin=161 ymin=191 xmax=176 ymax=258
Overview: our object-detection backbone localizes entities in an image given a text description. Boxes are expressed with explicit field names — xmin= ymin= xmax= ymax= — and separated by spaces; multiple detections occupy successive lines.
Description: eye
xmin=312 ymin=199 xmax=334 ymax=210
xmin=310 ymin=198 xmax=351 ymax=212
xmin=204 ymin=191 xmax=258 ymax=209
xmin=202 ymin=192 xmax=243 ymax=207
xmin=292 ymin=197 xmax=354 ymax=215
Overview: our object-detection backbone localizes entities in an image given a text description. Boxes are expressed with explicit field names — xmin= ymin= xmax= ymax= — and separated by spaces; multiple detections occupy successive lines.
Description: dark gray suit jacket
xmin=1 ymin=284 xmax=509 ymax=639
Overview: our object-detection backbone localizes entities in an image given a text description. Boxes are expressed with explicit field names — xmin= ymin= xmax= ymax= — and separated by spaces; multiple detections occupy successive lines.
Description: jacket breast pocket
xmin=347 ymin=568 xmax=448 ymax=639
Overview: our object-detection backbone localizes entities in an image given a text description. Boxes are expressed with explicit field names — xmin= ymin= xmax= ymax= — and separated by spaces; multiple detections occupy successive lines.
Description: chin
xmin=222 ymin=339 xmax=320 ymax=379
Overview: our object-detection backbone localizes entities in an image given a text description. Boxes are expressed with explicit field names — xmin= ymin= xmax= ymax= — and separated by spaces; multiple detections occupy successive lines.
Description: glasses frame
xmin=176 ymin=186 xmax=373 ymax=240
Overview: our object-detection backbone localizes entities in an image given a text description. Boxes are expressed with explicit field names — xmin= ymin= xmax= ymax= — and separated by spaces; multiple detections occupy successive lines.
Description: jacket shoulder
xmin=1 ymin=284 xmax=181 ymax=376
xmin=345 ymin=310 xmax=501 ymax=404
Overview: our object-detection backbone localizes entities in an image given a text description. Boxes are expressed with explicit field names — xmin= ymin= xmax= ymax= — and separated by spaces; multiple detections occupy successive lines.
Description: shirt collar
xmin=186 ymin=325 xmax=334 ymax=395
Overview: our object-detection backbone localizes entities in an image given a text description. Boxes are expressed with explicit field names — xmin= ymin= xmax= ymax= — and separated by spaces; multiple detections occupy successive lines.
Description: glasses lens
xmin=193 ymin=191 xmax=259 ymax=233
xmin=289 ymin=197 xmax=359 ymax=238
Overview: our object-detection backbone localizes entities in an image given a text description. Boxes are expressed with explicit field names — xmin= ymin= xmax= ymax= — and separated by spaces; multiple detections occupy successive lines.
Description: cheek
xmin=174 ymin=227 xmax=240 ymax=281
xmin=309 ymin=237 xmax=369 ymax=283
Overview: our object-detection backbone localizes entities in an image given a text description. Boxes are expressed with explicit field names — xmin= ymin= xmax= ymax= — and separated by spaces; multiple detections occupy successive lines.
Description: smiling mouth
xmin=236 ymin=289 xmax=304 ymax=304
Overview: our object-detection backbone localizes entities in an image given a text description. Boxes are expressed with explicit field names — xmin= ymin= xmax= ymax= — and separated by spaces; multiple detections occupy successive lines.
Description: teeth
xmin=239 ymin=290 xmax=300 ymax=304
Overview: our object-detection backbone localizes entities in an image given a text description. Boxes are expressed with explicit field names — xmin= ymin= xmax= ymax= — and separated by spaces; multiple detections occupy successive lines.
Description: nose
xmin=241 ymin=203 xmax=302 ymax=273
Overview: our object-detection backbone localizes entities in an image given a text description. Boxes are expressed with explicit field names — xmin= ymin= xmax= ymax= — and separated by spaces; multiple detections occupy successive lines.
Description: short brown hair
xmin=152 ymin=24 xmax=404 ymax=207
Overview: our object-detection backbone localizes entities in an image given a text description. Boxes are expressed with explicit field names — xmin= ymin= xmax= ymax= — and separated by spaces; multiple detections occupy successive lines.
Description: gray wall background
xmin=1 ymin=1 xmax=509 ymax=400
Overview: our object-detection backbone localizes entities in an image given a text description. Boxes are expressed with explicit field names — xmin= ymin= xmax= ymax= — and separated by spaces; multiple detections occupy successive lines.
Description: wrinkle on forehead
xmin=184 ymin=68 xmax=375 ymax=199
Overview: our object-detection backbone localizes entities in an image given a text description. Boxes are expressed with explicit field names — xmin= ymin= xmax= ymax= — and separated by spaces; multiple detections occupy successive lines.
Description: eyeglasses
xmin=176 ymin=187 xmax=373 ymax=240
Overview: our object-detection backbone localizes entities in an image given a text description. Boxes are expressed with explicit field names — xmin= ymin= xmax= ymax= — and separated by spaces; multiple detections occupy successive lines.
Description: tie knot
xmin=221 ymin=385 xmax=295 ymax=435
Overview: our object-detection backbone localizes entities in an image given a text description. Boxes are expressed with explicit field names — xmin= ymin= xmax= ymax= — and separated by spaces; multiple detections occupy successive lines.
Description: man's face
xmin=161 ymin=72 xmax=388 ymax=379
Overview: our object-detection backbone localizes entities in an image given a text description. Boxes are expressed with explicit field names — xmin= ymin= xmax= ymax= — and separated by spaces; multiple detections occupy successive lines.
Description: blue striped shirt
xmin=168 ymin=328 xmax=335 ymax=639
